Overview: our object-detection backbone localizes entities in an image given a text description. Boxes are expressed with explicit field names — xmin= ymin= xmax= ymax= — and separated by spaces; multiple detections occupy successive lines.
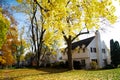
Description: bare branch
xmin=72 ymin=30 xmax=89 ymax=42
xmin=66 ymin=0 xmax=70 ymax=7
xmin=35 ymin=0 xmax=49 ymax=12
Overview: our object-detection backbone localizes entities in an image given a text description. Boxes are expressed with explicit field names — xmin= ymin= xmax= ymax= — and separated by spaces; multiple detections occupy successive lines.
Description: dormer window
xmin=83 ymin=48 xmax=85 ymax=53
xmin=82 ymin=44 xmax=85 ymax=48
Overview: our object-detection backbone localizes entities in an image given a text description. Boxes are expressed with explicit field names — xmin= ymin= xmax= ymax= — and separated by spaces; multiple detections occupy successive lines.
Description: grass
xmin=0 ymin=68 xmax=120 ymax=80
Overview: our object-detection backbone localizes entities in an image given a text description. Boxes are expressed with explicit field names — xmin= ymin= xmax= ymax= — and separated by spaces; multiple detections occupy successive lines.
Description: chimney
xmin=95 ymin=30 xmax=103 ymax=68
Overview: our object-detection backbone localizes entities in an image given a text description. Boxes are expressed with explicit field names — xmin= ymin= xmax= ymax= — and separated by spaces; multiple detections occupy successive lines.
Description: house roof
xmin=72 ymin=36 xmax=95 ymax=50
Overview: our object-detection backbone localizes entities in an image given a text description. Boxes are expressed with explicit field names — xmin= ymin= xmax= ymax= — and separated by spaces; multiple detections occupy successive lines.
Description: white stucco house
xmin=61 ymin=31 xmax=111 ymax=69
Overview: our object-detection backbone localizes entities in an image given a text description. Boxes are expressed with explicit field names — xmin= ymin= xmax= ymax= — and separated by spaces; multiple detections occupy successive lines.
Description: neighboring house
xmin=40 ymin=52 xmax=58 ymax=66
xmin=28 ymin=52 xmax=59 ymax=67
xmin=61 ymin=31 xmax=111 ymax=69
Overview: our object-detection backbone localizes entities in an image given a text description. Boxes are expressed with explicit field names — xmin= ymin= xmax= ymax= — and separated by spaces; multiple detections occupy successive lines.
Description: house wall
xmin=101 ymin=41 xmax=111 ymax=64
xmin=87 ymin=31 xmax=110 ymax=68
xmin=72 ymin=48 xmax=89 ymax=58
xmin=62 ymin=47 xmax=90 ymax=59
xmin=87 ymin=38 xmax=97 ymax=59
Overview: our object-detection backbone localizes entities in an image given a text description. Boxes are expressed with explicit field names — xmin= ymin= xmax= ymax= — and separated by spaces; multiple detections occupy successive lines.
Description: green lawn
xmin=0 ymin=68 xmax=120 ymax=80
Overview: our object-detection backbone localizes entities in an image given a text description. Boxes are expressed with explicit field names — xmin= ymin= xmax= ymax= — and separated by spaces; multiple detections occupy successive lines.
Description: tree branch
xmin=62 ymin=31 xmax=68 ymax=41
xmin=34 ymin=0 xmax=49 ymax=12
xmin=31 ymin=4 xmax=37 ymax=52
xmin=66 ymin=0 xmax=70 ymax=7
xmin=72 ymin=30 xmax=89 ymax=42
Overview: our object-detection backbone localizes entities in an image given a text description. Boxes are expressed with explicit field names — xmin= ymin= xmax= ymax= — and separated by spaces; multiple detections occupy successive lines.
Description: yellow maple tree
xmin=17 ymin=0 xmax=118 ymax=69
xmin=34 ymin=0 xmax=117 ymax=70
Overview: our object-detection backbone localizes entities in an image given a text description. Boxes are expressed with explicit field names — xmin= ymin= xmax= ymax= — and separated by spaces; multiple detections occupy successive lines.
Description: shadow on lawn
xmin=1 ymin=68 xmax=69 ymax=80
xmin=36 ymin=68 xmax=69 ymax=74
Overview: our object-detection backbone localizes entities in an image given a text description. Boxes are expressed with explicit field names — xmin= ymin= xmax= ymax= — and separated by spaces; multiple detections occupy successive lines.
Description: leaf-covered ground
xmin=0 ymin=68 xmax=120 ymax=80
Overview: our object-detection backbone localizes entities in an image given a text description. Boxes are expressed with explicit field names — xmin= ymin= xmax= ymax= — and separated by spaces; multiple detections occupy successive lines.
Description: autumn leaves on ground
xmin=0 ymin=68 xmax=120 ymax=80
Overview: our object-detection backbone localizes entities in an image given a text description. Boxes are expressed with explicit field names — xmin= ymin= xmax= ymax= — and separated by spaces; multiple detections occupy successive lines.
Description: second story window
xmin=90 ymin=47 xmax=96 ymax=53
xmin=90 ymin=47 xmax=93 ymax=52
xmin=93 ymin=48 xmax=96 ymax=53
xmin=102 ymin=49 xmax=106 ymax=53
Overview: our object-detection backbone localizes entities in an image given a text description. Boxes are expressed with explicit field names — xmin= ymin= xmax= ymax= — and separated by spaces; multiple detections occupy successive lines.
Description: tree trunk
xmin=17 ymin=55 xmax=20 ymax=68
xmin=37 ymin=51 xmax=40 ymax=68
xmin=67 ymin=36 xmax=74 ymax=70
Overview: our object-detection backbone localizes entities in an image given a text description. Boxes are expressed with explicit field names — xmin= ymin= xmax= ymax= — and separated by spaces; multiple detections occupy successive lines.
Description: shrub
xmin=65 ymin=61 xmax=69 ymax=68
xmin=59 ymin=61 xmax=66 ymax=68
xmin=50 ymin=60 xmax=82 ymax=69
xmin=90 ymin=61 xmax=98 ymax=70
xmin=103 ymin=64 xmax=114 ymax=69
xmin=46 ymin=63 xmax=51 ymax=67
xmin=117 ymin=64 xmax=120 ymax=68
xmin=50 ymin=61 xmax=66 ymax=68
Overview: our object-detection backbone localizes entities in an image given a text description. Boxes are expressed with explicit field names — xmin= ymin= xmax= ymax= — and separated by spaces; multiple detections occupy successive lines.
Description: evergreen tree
xmin=110 ymin=39 xmax=120 ymax=67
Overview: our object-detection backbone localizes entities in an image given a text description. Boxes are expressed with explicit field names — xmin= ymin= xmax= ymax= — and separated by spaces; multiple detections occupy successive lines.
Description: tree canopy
xmin=0 ymin=8 xmax=10 ymax=48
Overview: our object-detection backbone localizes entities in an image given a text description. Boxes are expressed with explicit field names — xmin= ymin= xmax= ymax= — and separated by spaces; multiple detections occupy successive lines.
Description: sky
xmin=1 ymin=0 xmax=120 ymax=48
xmin=0 ymin=0 xmax=29 ymax=38
xmin=101 ymin=0 xmax=120 ymax=47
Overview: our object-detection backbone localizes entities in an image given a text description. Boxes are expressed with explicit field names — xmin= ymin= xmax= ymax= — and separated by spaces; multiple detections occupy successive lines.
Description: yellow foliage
xmin=0 ymin=56 xmax=6 ymax=65
xmin=43 ymin=30 xmax=55 ymax=48
xmin=1 ymin=45 xmax=15 ymax=66
xmin=20 ymin=54 xmax=25 ymax=61
xmin=0 ymin=8 xmax=10 ymax=48
xmin=16 ymin=0 xmax=117 ymax=49
xmin=0 ymin=26 xmax=20 ymax=66
xmin=38 ymin=0 xmax=117 ymax=40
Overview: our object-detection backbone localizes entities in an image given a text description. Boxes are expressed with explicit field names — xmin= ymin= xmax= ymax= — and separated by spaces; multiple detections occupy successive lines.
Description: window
xmin=90 ymin=47 xmax=96 ymax=53
xmin=81 ymin=59 xmax=86 ymax=66
xmin=103 ymin=59 xmax=107 ymax=65
xmin=90 ymin=47 xmax=93 ymax=52
xmin=83 ymin=48 xmax=85 ymax=53
xmin=78 ymin=48 xmax=82 ymax=53
xmin=93 ymin=48 xmax=96 ymax=53
xmin=77 ymin=47 xmax=81 ymax=53
xmin=102 ymin=49 xmax=106 ymax=53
